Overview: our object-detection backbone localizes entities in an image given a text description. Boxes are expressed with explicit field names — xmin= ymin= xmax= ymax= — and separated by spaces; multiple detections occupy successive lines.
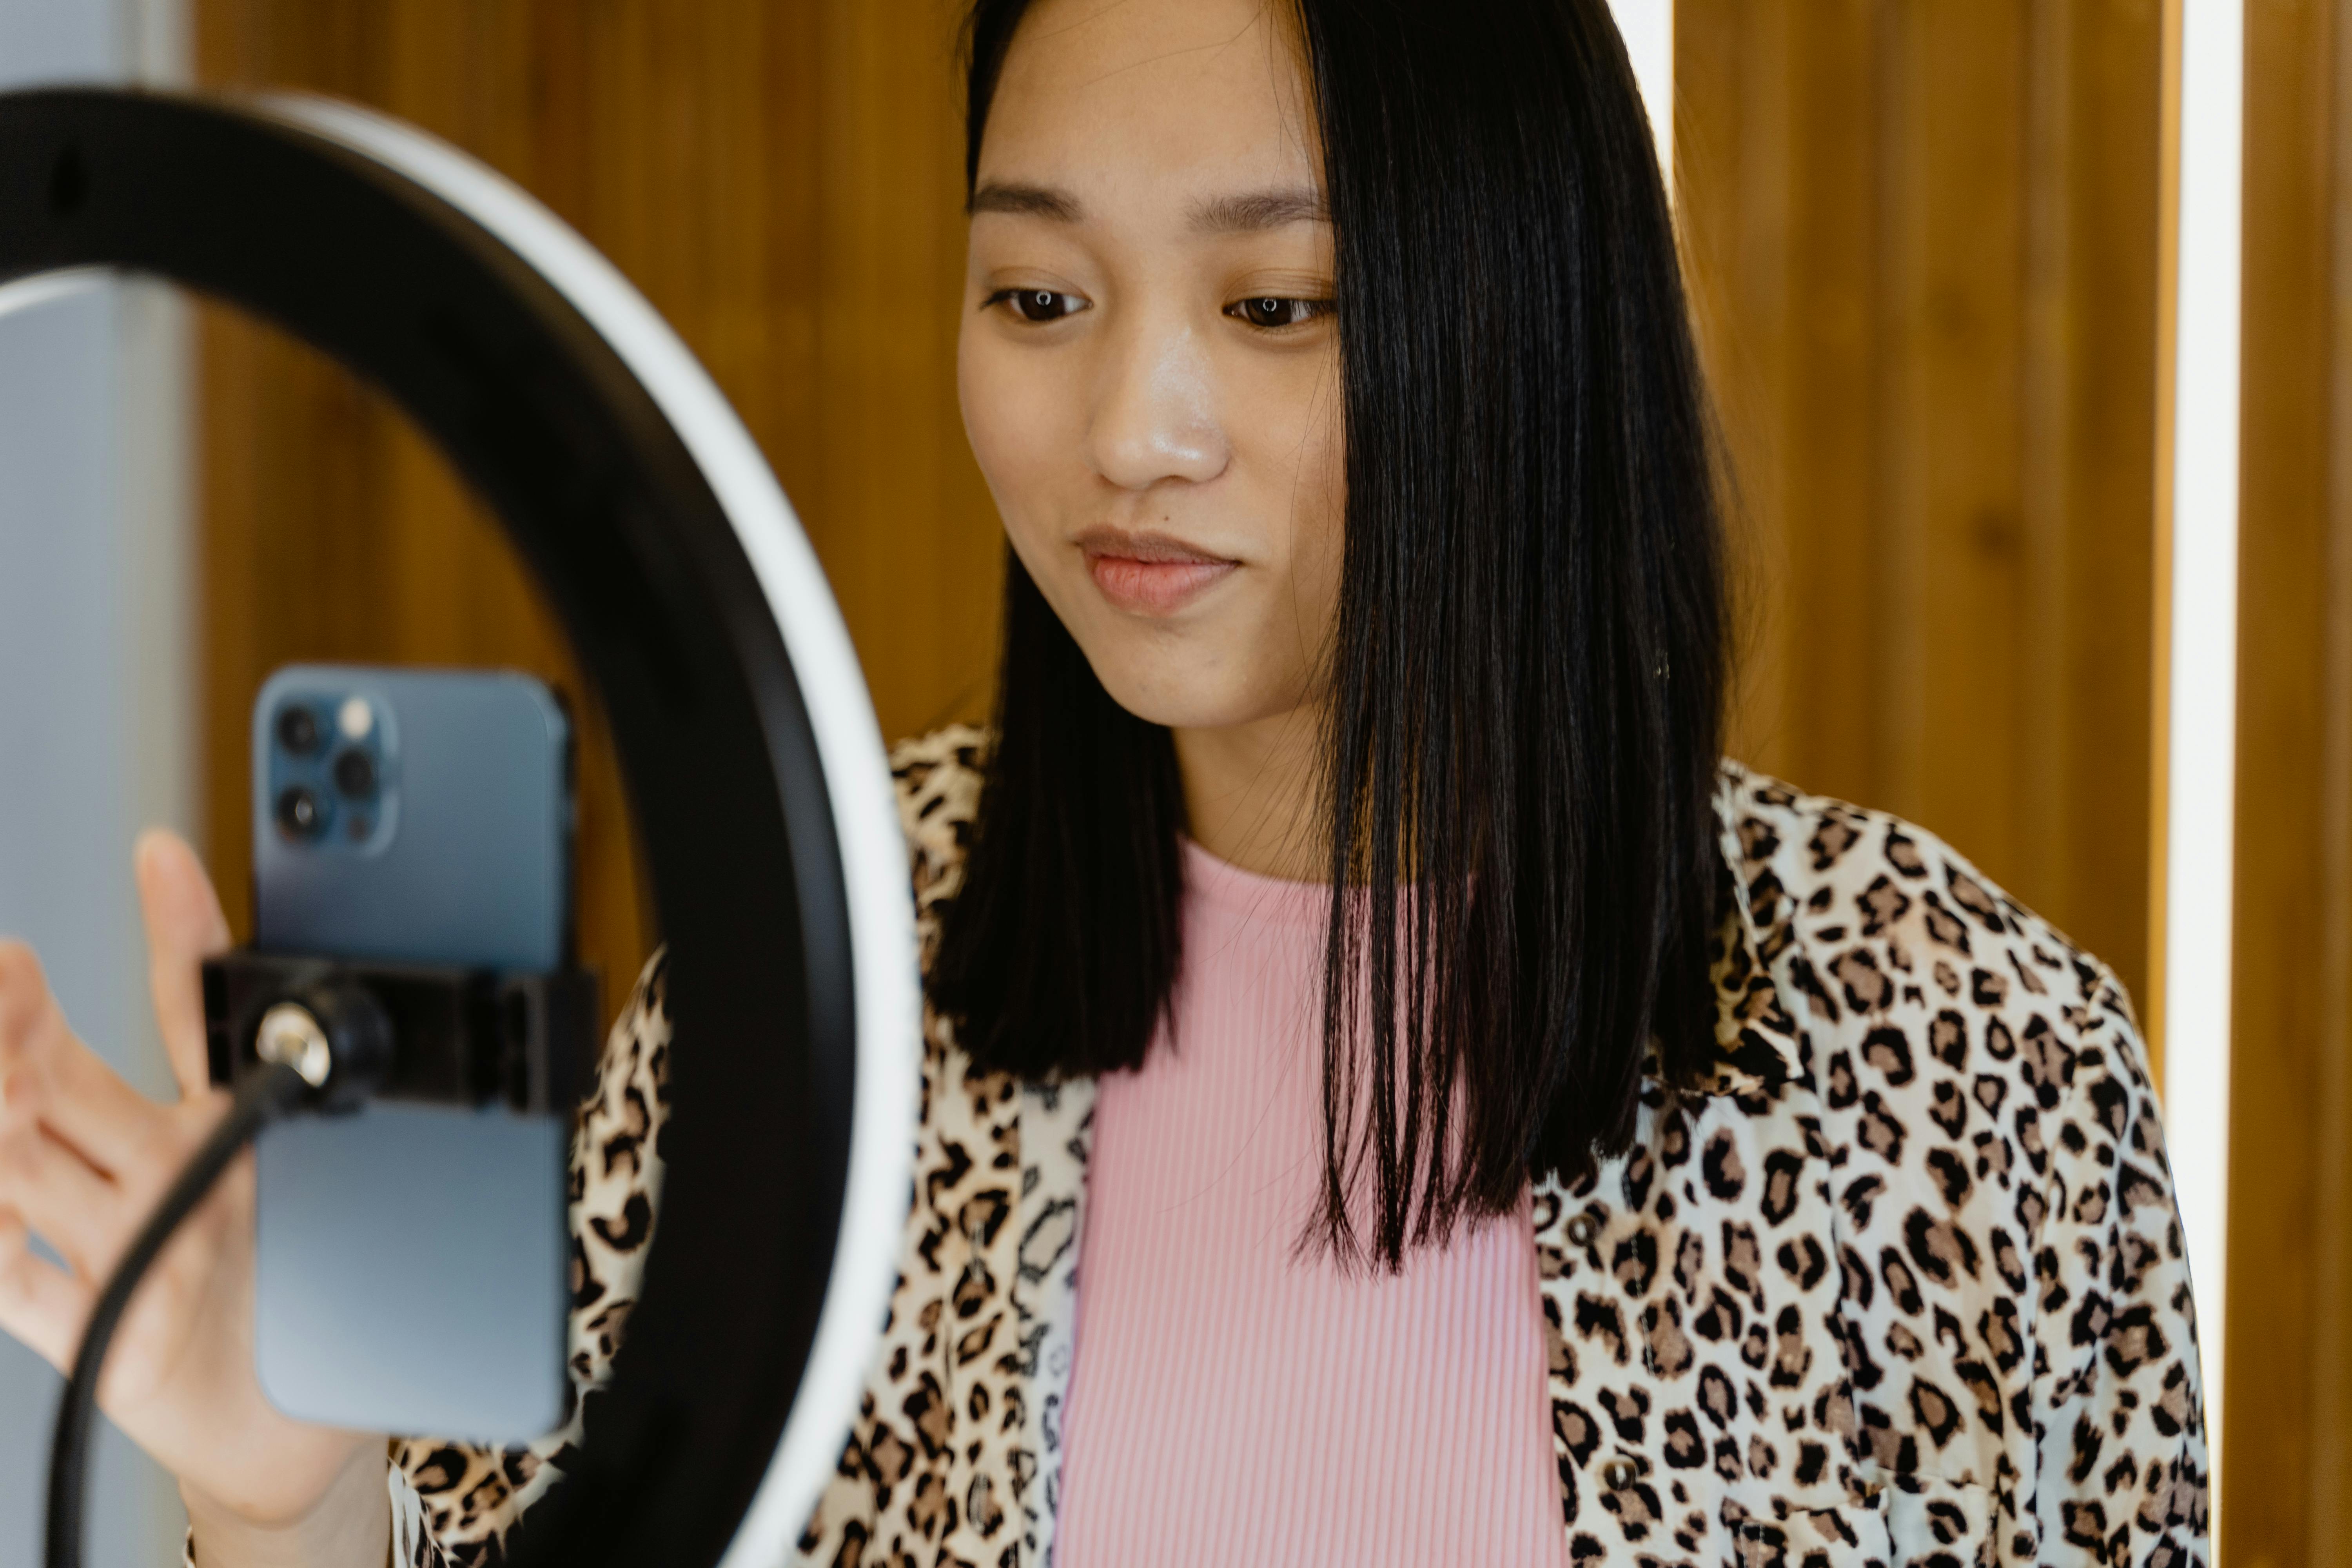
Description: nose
xmin=1085 ymin=308 xmax=1229 ymax=491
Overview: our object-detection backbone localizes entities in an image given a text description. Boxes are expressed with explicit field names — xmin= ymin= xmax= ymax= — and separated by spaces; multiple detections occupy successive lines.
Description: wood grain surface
xmin=2225 ymin=0 xmax=2352 ymax=1559
xmin=1678 ymin=0 xmax=2164 ymax=1029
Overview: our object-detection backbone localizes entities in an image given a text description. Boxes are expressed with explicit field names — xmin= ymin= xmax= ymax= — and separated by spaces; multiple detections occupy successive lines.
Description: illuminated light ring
xmin=0 ymin=88 xmax=918 ymax=1568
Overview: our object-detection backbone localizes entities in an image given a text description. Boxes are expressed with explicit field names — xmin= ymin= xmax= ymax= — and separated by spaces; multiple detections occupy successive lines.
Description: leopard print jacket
xmin=192 ymin=726 xmax=2210 ymax=1568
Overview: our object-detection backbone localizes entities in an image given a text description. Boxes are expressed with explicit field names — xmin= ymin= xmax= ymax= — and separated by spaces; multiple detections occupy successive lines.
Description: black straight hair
xmin=929 ymin=0 xmax=1730 ymax=1268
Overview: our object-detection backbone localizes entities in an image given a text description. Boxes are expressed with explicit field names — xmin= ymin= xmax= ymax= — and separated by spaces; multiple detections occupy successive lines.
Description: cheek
xmin=957 ymin=319 xmax=1111 ymax=668
xmin=1292 ymin=387 xmax=1346 ymax=635
xmin=958 ymin=319 xmax=1073 ymax=553
xmin=1250 ymin=357 xmax=1346 ymax=661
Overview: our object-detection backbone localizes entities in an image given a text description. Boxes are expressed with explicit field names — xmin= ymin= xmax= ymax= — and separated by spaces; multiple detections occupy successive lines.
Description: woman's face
xmin=958 ymin=0 xmax=1343 ymax=736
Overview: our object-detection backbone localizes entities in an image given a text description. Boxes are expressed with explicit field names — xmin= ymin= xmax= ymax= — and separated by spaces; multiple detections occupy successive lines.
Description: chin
xmin=1085 ymin=653 xmax=1264 ymax=733
xmin=1095 ymin=677 xmax=1236 ymax=731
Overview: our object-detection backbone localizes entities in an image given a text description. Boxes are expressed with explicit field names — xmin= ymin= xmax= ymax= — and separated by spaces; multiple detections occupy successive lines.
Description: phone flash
xmin=338 ymin=697 xmax=374 ymax=741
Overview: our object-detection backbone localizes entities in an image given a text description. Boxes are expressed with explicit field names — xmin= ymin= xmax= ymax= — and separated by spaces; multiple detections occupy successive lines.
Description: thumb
xmin=133 ymin=829 xmax=232 ymax=1100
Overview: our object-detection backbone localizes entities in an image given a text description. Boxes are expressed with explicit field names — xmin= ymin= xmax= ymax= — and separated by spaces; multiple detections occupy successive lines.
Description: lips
xmin=1076 ymin=528 xmax=1240 ymax=615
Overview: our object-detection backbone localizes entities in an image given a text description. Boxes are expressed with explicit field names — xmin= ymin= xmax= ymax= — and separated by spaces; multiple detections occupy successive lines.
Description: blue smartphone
xmin=249 ymin=664 xmax=576 ymax=1441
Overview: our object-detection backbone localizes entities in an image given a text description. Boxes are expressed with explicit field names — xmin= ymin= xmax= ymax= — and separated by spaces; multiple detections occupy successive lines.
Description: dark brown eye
xmin=1230 ymin=296 xmax=1322 ymax=329
xmin=1001 ymin=288 xmax=1082 ymax=323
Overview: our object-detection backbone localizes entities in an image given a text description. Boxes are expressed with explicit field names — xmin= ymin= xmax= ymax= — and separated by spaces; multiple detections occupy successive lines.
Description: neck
xmin=1171 ymin=705 xmax=1327 ymax=883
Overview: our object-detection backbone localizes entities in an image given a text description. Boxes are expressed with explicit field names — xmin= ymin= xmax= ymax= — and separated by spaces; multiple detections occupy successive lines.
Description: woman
xmin=0 ymin=0 xmax=2208 ymax=1563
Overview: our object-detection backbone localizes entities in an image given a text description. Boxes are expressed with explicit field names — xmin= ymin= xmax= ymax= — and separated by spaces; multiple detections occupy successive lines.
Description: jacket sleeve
xmin=385 ymin=948 xmax=673 ymax=1566
xmin=2025 ymin=960 xmax=2209 ymax=1568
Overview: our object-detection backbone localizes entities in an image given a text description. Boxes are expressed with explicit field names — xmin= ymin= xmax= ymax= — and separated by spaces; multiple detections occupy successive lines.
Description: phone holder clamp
xmin=203 ymin=949 xmax=595 ymax=1117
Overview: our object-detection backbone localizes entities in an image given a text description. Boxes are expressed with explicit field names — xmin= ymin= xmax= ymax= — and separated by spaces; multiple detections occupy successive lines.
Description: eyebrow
xmin=969 ymin=181 xmax=1083 ymax=221
xmin=1187 ymin=187 xmax=1328 ymax=234
xmin=966 ymin=181 xmax=1330 ymax=233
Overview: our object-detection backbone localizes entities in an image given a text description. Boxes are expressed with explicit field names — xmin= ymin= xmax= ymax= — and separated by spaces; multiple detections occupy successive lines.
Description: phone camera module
xmin=275 ymin=704 xmax=323 ymax=757
xmin=275 ymin=785 xmax=326 ymax=840
xmin=332 ymin=749 xmax=377 ymax=799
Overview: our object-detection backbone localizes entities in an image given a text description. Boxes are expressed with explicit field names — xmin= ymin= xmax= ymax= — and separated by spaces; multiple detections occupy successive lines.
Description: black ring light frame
xmin=0 ymin=88 xmax=920 ymax=1568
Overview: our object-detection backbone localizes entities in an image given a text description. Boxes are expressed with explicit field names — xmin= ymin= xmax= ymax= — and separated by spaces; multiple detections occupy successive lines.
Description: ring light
xmin=0 ymin=87 xmax=920 ymax=1568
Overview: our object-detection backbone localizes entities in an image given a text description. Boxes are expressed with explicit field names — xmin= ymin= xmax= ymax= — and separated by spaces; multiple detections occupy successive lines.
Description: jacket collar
xmin=1698 ymin=762 xmax=1808 ymax=1097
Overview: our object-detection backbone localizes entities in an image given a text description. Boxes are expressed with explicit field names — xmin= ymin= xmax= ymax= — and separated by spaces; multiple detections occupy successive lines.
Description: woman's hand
xmin=0 ymin=831 xmax=388 ymax=1564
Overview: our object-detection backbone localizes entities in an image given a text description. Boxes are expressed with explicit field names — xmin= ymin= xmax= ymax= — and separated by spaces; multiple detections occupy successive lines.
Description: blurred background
xmin=0 ymin=0 xmax=2345 ymax=1563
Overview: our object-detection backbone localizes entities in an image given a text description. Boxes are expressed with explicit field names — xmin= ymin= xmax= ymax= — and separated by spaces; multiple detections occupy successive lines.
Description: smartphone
xmin=249 ymin=664 xmax=576 ymax=1441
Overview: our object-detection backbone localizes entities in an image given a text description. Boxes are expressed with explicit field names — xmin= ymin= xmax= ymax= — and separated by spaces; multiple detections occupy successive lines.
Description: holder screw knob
xmin=255 ymin=1002 xmax=334 ymax=1088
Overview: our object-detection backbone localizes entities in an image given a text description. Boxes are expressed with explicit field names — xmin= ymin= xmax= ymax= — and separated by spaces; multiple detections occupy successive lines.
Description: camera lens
xmin=332 ymin=749 xmax=376 ymax=799
xmin=276 ymin=705 xmax=322 ymax=756
xmin=275 ymin=786 xmax=324 ymax=839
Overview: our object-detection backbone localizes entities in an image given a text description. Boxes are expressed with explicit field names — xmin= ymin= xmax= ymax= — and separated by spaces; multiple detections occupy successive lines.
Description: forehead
xmin=981 ymin=0 xmax=1319 ymax=198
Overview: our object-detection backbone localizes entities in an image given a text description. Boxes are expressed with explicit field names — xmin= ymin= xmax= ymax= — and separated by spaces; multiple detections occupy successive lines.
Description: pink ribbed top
xmin=1054 ymin=841 xmax=1570 ymax=1567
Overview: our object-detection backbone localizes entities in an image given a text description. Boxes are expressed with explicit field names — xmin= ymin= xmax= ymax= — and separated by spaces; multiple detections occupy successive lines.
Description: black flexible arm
xmin=45 ymin=1061 xmax=313 ymax=1568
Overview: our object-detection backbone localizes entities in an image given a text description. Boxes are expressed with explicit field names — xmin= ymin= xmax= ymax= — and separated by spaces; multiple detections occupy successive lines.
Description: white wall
xmin=0 ymin=1 xmax=195 ymax=1562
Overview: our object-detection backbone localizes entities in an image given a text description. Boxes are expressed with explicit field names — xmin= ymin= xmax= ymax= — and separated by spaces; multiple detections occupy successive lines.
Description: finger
xmin=0 ymin=939 xmax=70 ymax=1070
xmin=134 ymin=831 xmax=232 ymax=1101
xmin=0 ymin=1208 xmax=90 ymax=1373
xmin=3 ymin=1029 xmax=167 ymax=1181
xmin=0 ymin=1123 xmax=122 ymax=1281
xmin=0 ymin=948 xmax=146 ymax=1172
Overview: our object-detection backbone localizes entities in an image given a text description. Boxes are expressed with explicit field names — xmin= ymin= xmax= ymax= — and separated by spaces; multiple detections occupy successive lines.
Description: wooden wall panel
xmin=2226 ymin=0 xmax=2352 ymax=1560
xmin=191 ymin=1 xmax=1000 ymax=991
xmin=1678 ymin=0 xmax=2164 ymax=1022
